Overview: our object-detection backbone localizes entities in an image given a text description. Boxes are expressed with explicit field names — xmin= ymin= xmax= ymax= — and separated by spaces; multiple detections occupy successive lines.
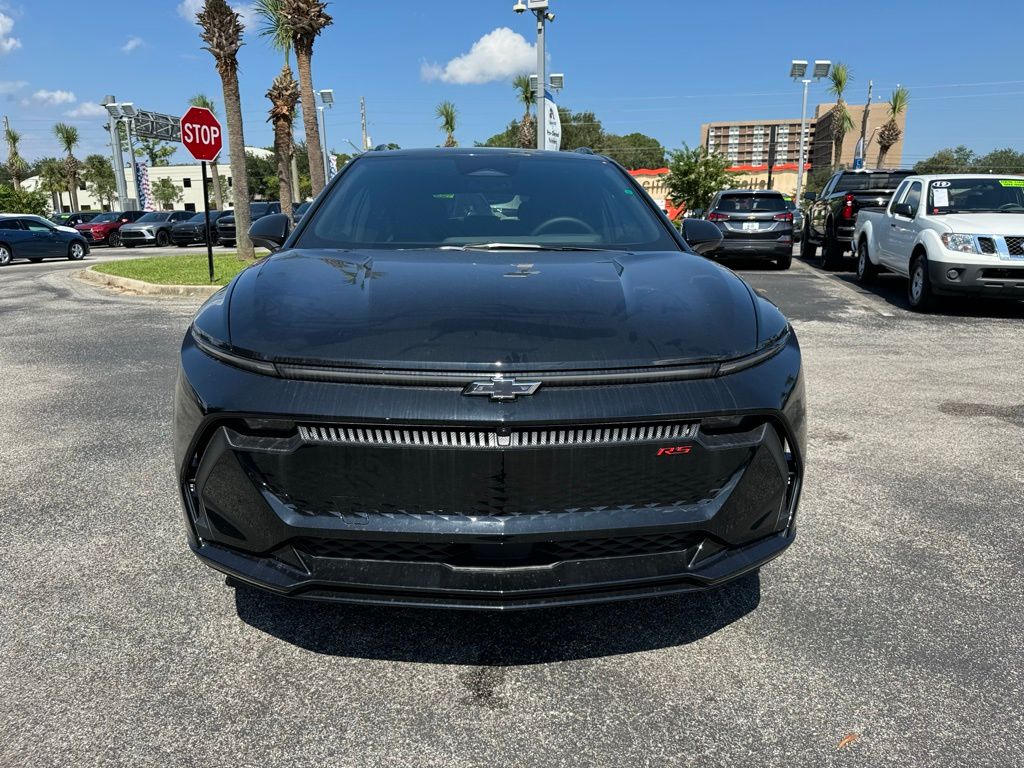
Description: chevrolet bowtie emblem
xmin=463 ymin=376 xmax=542 ymax=401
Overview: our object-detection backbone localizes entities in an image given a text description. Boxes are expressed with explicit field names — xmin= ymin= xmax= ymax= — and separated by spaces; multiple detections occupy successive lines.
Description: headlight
xmin=941 ymin=233 xmax=979 ymax=253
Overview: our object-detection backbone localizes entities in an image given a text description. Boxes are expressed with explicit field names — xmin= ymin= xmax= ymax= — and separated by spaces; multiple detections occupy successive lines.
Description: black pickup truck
xmin=801 ymin=169 xmax=913 ymax=269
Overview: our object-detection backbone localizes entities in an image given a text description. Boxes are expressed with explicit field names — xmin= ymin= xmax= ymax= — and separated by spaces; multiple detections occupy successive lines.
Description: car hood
xmin=934 ymin=213 xmax=1024 ymax=235
xmin=121 ymin=222 xmax=161 ymax=231
xmin=77 ymin=221 xmax=114 ymax=232
xmin=224 ymin=248 xmax=760 ymax=371
xmin=54 ymin=224 xmax=78 ymax=233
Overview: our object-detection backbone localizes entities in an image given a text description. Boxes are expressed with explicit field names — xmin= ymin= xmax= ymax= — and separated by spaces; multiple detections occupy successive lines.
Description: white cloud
xmin=0 ymin=11 xmax=21 ymax=54
xmin=0 ymin=79 xmax=26 ymax=94
xmin=178 ymin=0 xmax=259 ymax=29
xmin=65 ymin=102 xmax=108 ymax=118
xmin=24 ymin=89 xmax=76 ymax=106
xmin=177 ymin=0 xmax=203 ymax=22
xmin=421 ymin=27 xmax=535 ymax=85
xmin=121 ymin=36 xmax=143 ymax=53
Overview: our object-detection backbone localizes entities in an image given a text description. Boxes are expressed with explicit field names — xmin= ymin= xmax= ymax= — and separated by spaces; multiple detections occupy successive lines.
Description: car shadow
xmin=233 ymin=571 xmax=761 ymax=664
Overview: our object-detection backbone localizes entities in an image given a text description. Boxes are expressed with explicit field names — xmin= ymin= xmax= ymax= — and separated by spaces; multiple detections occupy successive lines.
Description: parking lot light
xmin=791 ymin=59 xmax=832 ymax=205
xmin=790 ymin=60 xmax=808 ymax=79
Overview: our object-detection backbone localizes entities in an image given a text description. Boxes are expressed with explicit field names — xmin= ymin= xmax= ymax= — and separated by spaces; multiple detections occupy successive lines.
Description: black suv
xmin=704 ymin=190 xmax=794 ymax=269
xmin=216 ymin=202 xmax=282 ymax=247
xmin=171 ymin=210 xmax=230 ymax=246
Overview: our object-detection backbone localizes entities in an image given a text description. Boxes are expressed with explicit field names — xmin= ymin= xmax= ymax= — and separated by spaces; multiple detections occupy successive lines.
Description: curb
xmin=77 ymin=266 xmax=221 ymax=298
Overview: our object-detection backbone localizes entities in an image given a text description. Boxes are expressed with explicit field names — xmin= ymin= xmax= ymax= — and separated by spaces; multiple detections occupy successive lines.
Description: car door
xmin=812 ymin=174 xmax=837 ymax=238
xmin=877 ymin=180 xmax=910 ymax=267
xmin=0 ymin=218 xmax=29 ymax=259
xmin=19 ymin=218 xmax=61 ymax=258
xmin=886 ymin=181 xmax=922 ymax=276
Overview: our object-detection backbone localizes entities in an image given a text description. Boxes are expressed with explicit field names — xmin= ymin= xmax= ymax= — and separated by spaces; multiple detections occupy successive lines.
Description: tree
xmin=558 ymin=107 xmax=603 ymax=151
xmin=36 ymin=157 xmax=66 ymax=212
xmin=4 ymin=122 xmax=28 ymax=187
xmin=913 ymin=146 xmax=977 ymax=175
xmin=80 ymin=154 xmax=117 ymax=209
xmin=0 ymin=183 xmax=49 ymax=216
xmin=599 ymin=132 xmax=666 ymax=170
xmin=512 ymin=74 xmax=535 ymax=149
xmin=876 ymin=86 xmax=909 ymax=169
xmin=245 ymin=150 xmax=279 ymax=199
xmin=436 ymin=101 xmax=458 ymax=147
xmin=151 ymin=177 xmax=183 ymax=209
xmin=803 ymin=166 xmax=834 ymax=197
xmin=478 ymin=120 xmax=519 ymax=149
xmin=665 ymin=144 xmax=733 ymax=214
xmin=279 ymin=0 xmax=332 ymax=196
xmin=256 ymin=0 xmax=299 ymax=218
xmin=188 ymin=94 xmax=226 ymax=211
xmin=973 ymin=147 xmax=1024 ymax=175
xmin=134 ymin=137 xmax=176 ymax=167
xmin=827 ymin=63 xmax=854 ymax=170
xmin=198 ymin=0 xmax=254 ymax=260
xmin=53 ymin=122 xmax=81 ymax=210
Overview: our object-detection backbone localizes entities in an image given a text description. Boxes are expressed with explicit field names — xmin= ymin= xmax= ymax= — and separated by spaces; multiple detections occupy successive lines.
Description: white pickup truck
xmin=853 ymin=174 xmax=1024 ymax=310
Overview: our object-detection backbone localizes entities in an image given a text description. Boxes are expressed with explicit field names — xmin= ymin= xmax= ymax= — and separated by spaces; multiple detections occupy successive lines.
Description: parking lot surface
xmin=1 ymin=254 xmax=1022 ymax=766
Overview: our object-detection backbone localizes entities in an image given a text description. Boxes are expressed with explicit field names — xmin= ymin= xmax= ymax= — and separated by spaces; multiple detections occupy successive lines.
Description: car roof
xmin=717 ymin=189 xmax=786 ymax=196
xmin=908 ymin=173 xmax=1024 ymax=181
xmin=353 ymin=146 xmax=608 ymax=163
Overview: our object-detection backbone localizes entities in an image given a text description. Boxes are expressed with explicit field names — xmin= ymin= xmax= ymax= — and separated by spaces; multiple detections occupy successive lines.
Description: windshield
xmin=250 ymin=203 xmax=272 ymax=216
xmin=928 ymin=178 xmax=1024 ymax=214
xmin=187 ymin=213 xmax=208 ymax=223
xmin=90 ymin=212 xmax=121 ymax=223
xmin=716 ymin=194 xmax=787 ymax=212
xmin=295 ymin=202 xmax=311 ymax=214
xmin=296 ymin=154 xmax=677 ymax=251
xmin=836 ymin=172 xmax=912 ymax=192
xmin=136 ymin=212 xmax=170 ymax=223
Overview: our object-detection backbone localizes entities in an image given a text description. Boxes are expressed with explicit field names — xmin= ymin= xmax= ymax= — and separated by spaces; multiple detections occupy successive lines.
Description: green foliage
xmin=93 ymin=253 xmax=248 ymax=286
xmin=598 ymin=132 xmax=666 ymax=170
xmin=665 ymin=144 xmax=733 ymax=213
xmin=0 ymin=183 xmax=50 ymax=216
xmin=245 ymin=150 xmax=279 ymax=200
xmin=151 ymin=177 xmax=183 ymax=208
xmin=135 ymin=137 xmax=177 ymax=167
xmin=912 ymin=146 xmax=1024 ymax=175
xmin=803 ymin=167 xmax=834 ymax=197
xmin=436 ymin=101 xmax=458 ymax=147
xmin=81 ymin=154 xmax=117 ymax=207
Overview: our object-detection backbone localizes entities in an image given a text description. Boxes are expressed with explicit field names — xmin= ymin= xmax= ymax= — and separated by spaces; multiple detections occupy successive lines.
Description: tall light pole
xmin=102 ymin=96 xmax=129 ymax=209
xmin=790 ymin=59 xmax=830 ymax=204
xmin=515 ymin=0 xmax=555 ymax=151
xmin=317 ymin=89 xmax=333 ymax=181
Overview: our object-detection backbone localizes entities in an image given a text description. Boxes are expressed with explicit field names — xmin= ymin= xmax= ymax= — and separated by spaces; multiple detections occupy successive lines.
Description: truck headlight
xmin=941 ymin=233 xmax=979 ymax=253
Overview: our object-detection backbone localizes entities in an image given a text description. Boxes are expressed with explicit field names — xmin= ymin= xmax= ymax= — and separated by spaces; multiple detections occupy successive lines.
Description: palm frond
xmin=888 ymin=86 xmax=910 ymax=118
xmin=53 ymin=122 xmax=80 ymax=154
xmin=513 ymin=74 xmax=534 ymax=109
xmin=189 ymin=93 xmax=218 ymax=114
xmin=827 ymin=62 xmax=851 ymax=98
xmin=253 ymin=0 xmax=292 ymax=54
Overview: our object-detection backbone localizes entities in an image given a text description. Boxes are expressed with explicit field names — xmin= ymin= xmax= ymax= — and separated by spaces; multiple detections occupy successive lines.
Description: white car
xmin=853 ymin=174 xmax=1024 ymax=310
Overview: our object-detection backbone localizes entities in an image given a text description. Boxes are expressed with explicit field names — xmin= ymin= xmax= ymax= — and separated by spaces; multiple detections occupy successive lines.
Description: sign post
xmin=179 ymin=106 xmax=224 ymax=283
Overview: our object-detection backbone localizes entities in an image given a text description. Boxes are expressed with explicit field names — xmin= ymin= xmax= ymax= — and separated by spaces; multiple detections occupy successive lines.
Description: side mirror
xmin=682 ymin=218 xmax=723 ymax=256
xmin=249 ymin=212 xmax=291 ymax=252
xmin=893 ymin=203 xmax=914 ymax=218
xmin=802 ymin=191 xmax=817 ymax=202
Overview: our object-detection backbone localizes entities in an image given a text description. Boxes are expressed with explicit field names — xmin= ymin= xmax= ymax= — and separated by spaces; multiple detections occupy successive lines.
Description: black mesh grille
xmin=979 ymin=237 xmax=997 ymax=254
xmin=981 ymin=268 xmax=1024 ymax=280
xmin=293 ymin=530 xmax=704 ymax=567
xmin=1005 ymin=236 xmax=1024 ymax=256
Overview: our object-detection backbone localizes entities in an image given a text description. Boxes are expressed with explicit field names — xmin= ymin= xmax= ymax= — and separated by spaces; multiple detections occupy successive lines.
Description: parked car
xmin=293 ymin=201 xmax=311 ymax=225
xmin=801 ymin=168 xmax=913 ymax=269
xmin=74 ymin=210 xmax=146 ymax=247
xmin=119 ymin=210 xmax=194 ymax=248
xmin=216 ymin=202 xmax=282 ymax=246
xmin=174 ymin=147 xmax=805 ymax=609
xmin=703 ymin=189 xmax=794 ymax=269
xmin=786 ymin=198 xmax=803 ymax=242
xmin=171 ymin=210 xmax=230 ymax=247
xmin=23 ymin=214 xmax=79 ymax=234
xmin=51 ymin=211 xmax=101 ymax=228
xmin=0 ymin=213 xmax=89 ymax=266
xmin=854 ymin=173 xmax=1024 ymax=310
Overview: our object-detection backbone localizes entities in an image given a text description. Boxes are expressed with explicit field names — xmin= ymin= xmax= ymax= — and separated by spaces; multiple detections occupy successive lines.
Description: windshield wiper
xmin=442 ymin=242 xmax=609 ymax=252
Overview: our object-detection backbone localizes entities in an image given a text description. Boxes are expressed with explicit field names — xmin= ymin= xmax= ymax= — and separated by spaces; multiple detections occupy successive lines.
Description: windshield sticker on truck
xmin=998 ymin=179 xmax=1024 ymax=188
xmin=932 ymin=188 xmax=950 ymax=207
xmin=932 ymin=180 xmax=951 ymax=188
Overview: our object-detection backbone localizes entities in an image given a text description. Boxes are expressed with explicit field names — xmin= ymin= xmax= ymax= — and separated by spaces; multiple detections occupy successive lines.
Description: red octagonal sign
xmin=180 ymin=106 xmax=223 ymax=162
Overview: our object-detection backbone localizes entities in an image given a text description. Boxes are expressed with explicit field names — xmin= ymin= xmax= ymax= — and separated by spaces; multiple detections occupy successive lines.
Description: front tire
xmin=108 ymin=231 xmax=122 ymax=248
xmin=68 ymin=242 xmax=86 ymax=261
xmin=799 ymin=224 xmax=817 ymax=259
xmin=0 ymin=244 xmax=11 ymax=266
xmin=908 ymin=254 xmax=936 ymax=312
xmin=821 ymin=224 xmax=844 ymax=270
xmin=855 ymin=239 xmax=878 ymax=283
xmin=156 ymin=230 xmax=170 ymax=247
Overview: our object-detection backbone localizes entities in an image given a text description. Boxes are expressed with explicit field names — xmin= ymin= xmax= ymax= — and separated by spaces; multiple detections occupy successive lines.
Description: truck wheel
xmin=821 ymin=226 xmax=844 ymax=271
xmin=908 ymin=254 xmax=936 ymax=312
xmin=799 ymin=224 xmax=816 ymax=259
xmin=855 ymin=240 xmax=878 ymax=283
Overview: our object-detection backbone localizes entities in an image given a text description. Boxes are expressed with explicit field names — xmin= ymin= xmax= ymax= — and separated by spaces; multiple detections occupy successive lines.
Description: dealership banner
xmin=136 ymin=162 xmax=154 ymax=211
xmin=544 ymin=90 xmax=562 ymax=151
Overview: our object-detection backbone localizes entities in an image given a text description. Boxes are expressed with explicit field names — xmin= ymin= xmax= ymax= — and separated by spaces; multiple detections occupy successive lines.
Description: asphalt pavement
xmin=1 ymin=251 xmax=1022 ymax=767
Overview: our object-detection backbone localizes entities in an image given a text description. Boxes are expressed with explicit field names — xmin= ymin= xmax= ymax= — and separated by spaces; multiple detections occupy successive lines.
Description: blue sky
xmin=3 ymin=0 xmax=1024 ymax=167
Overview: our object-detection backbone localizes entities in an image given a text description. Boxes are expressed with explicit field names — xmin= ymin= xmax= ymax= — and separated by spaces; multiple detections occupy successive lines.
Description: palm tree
xmin=876 ymin=86 xmax=910 ymax=169
xmin=36 ymin=157 xmax=66 ymax=212
xmin=53 ymin=122 xmax=81 ymax=210
xmin=255 ymin=0 xmax=299 ymax=218
xmin=436 ymin=101 xmax=458 ymax=148
xmin=4 ymin=123 xmax=28 ymax=186
xmin=513 ymin=74 xmax=535 ymax=149
xmin=197 ymin=0 xmax=254 ymax=260
xmin=827 ymin=63 xmax=854 ymax=170
xmin=188 ymin=94 xmax=226 ymax=211
xmin=279 ymin=0 xmax=333 ymax=196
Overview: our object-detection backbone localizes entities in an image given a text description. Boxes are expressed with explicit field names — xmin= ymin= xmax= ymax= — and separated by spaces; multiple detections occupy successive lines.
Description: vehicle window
xmin=250 ymin=203 xmax=271 ymax=216
xmin=716 ymin=194 xmax=787 ymax=212
xmin=297 ymin=155 xmax=679 ymax=251
xmin=835 ymin=172 xmax=913 ymax=192
xmin=136 ymin=212 xmax=170 ymax=223
xmin=903 ymin=182 xmax=922 ymax=216
xmin=0 ymin=219 xmax=22 ymax=230
xmin=91 ymin=212 xmax=120 ymax=223
xmin=171 ymin=212 xmax=191 ymax=221
xmin=927 ymin=178 xmax=1024 ymax=214
xmin=187 ymin=213 xmax=208 ymax=223
xmin=821 ymin=174 xmax=838 ymax=198
xmin=889 ymin=181 xmax=910 ymax=213
xmin=23 ymin=219 xmax=53 ymax=232
xmin=295 ymin=202 xmax=311 ymax=214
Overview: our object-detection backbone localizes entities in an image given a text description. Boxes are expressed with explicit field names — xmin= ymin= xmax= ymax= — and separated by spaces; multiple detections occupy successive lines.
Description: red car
xmin=74 ymin=210 xmax=146 ymax=248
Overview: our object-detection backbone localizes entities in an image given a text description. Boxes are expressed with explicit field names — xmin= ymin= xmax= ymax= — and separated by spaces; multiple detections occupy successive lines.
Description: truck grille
xmin=298 ymin=421 xmax=700 ymax=449
xmin=1005 ymin=236 xmax=1024 ymax=256
xmin=979 ymin=237 xmax=997 ymax=254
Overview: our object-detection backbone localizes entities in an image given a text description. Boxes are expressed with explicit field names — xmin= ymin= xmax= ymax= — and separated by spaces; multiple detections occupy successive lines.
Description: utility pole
xmin=859 ymin=80 xmax=873 ymax=165
xmin=101 ymin=96 xmax=129 ymax=208
xmin=360 ymin=97 xmax=368 ymax=150
xmin=535 ymin=10 xmax=546 ymax=151
xmin=766 ymin=124 xmax=778 ymax=190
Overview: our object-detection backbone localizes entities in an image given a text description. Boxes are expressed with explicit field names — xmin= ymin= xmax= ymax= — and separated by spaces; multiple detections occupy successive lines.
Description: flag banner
xmin=544 ymin=90 xmax=562 ymax=151
xmin=136 ymin=162 xmax=154 ymax=211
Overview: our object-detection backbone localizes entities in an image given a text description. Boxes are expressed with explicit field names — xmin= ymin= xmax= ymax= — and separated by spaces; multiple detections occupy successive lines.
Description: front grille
xmin=980 ymin=268 xmax=1024 ymax=280
xmin=979 ymin=237 xmax=996 ymax=254
xmin=298 ymin=421 xmax=700 ymax=449
xmin=1005 ymin=236 xmax=1024 ymax=256
xmin=293 ymin=530 xmax=706 ymax=567
xmin=120 ymin=230 xmax=147 ymax=240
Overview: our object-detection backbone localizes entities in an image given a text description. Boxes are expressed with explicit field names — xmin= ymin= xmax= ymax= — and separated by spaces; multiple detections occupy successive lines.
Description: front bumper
xmin=929 ymin=259 xmax=1024 ymax=297
xmin=120 ymin=231 xmax=157 ymax=244
xmin=174 ymin=333 xmax=806 ymax=609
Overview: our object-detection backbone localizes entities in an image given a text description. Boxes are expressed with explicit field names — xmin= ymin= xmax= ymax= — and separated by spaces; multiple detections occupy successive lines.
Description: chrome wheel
xmin=69 ymin=242 xmax=85 ymax=260
xmin=0 ymin=245 xmax=10 ymax=266
xmin=910 ymin=265 xmax=924 ymax=302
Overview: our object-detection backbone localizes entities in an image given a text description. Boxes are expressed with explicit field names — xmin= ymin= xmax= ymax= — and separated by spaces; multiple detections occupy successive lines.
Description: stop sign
xmin=180 ymin=106 xmax=223 ymax=162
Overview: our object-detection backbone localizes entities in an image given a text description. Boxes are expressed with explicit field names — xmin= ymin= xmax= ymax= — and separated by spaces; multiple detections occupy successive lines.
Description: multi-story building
xmin=701 ymin=118 xmax=814 ymax=171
